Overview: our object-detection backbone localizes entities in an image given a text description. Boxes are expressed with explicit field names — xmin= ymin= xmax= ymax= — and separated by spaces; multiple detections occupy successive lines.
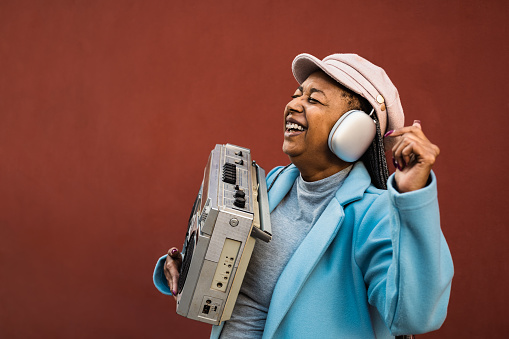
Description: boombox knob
xmin=234 ymin=190 xmax=246 ymax=198
xmin=234 ymin=197 xmax=246 ymax=208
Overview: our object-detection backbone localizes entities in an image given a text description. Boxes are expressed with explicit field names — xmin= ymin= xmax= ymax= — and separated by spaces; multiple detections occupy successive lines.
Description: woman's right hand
xmin=164 ymin=247 xmax=183 ymax=301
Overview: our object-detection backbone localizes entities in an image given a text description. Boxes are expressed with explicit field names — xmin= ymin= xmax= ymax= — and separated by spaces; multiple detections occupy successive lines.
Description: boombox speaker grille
xmin=178 ymin=231 xmax=195 ymax=294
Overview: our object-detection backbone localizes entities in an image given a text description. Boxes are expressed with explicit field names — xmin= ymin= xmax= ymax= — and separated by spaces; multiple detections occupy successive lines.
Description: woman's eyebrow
xmin=297 ymin=86 xmax=326 ymax=99
xmin=310 ymin=88 xmax=326 ymax=97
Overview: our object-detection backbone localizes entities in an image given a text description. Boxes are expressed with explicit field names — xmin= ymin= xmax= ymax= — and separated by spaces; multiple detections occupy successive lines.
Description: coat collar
xmin=267 ymin=161 xmax=372 ymax=213
xmin=267 ymin=165 xmax=300 ymax=212
xmin=262 ymin=161 xmax=373 ymax=338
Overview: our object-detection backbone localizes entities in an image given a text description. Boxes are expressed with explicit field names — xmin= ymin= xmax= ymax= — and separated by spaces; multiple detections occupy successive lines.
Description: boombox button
xmin=234 ymin=197 xmax=246 ymax=208
xmin=229 ymin=218 xmax=239 ymax=227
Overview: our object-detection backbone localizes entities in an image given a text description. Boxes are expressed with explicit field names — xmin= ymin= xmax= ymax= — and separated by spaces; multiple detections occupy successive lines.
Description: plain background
xmin=1 ymin=0 xmax=508 ymax=337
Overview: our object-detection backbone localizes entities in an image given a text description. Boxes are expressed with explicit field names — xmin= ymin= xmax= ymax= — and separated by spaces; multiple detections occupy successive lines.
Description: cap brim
xmin=292 ymin=54 xmax=361 ymax=96
xmin=292 ymin=54 xmax=328 ymax=84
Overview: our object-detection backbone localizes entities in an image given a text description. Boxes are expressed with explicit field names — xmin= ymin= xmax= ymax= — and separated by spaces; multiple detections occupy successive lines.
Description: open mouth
xmin=285 ymin=121 xmax=307 ymax=134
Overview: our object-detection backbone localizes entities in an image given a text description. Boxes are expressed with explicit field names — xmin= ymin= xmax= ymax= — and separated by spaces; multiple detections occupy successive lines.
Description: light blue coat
xmin=154 ymin=162 xmax=453 ymax=338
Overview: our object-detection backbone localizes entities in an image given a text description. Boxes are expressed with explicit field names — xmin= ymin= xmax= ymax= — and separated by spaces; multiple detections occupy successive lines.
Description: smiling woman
xmin=154 ymin=52 xmax=453 ymax=339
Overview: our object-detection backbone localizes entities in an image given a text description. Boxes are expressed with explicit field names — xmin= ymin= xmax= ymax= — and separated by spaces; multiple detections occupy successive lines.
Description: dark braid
xmin=360 ymin=113 xmax=389 ymax=190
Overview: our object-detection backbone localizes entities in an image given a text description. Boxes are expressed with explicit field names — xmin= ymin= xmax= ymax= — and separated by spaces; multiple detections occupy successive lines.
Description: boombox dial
xmin=234 ymin=190 xmax=245 ymax=198
xmin=233 ymin=197 xmax=246 ymax=208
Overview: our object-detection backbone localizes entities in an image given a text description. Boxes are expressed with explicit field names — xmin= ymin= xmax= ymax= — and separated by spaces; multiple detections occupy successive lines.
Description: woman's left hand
xmin=385 ymin=120 xmax=440 ymax=193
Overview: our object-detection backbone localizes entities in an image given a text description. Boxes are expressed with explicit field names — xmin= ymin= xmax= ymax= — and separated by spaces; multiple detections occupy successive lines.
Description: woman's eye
xmin=308 ymin=97 xmax=321 ymax=104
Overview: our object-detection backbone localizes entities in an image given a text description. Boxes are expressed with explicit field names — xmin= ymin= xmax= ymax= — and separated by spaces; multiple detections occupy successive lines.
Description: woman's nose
xmin=287 ymin=97 xmax=304 ymax=113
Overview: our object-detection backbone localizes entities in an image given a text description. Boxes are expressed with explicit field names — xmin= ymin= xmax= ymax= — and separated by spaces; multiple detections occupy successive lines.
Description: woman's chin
xmin=282 ymin=143 xmax=301 ymax=158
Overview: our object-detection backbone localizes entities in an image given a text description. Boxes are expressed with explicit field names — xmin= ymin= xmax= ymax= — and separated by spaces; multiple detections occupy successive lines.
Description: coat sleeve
xmin=354 ymin=171 xmax=454 ymax=335
xmin=153 ymin=255 xmax=173 ymax=295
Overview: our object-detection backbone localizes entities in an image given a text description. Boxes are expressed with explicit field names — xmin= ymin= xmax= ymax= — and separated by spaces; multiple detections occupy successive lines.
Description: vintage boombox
xmin=176 ymin=144 xmax=271 ymax=325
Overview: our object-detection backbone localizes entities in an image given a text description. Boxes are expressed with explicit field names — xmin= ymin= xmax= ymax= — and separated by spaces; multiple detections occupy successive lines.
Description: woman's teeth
xmin=286 ymin=122 xmax=304 ymax=131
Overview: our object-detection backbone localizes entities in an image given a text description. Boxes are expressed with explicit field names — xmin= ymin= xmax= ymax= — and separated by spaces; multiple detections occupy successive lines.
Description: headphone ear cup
xmin=328 ymin=110 xmax=377 ymax=162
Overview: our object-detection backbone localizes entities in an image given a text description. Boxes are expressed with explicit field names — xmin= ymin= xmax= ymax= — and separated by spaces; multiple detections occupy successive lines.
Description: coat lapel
xmin=262 ymin=198 xmax=344 ymax=339
xmin=262 ymin=162 xmax=373 ymax=339
xmin=267 ymin=165 xmax=300 ymax=212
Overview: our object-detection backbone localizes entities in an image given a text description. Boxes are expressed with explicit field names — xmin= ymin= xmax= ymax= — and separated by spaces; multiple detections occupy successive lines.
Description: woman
xmin=154 ymin=53 xmax=454 ymax=338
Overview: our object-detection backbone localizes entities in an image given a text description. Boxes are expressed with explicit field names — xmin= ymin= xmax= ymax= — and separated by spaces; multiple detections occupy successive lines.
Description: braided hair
xmin=360 ymin=113 xmax=389 ymax=190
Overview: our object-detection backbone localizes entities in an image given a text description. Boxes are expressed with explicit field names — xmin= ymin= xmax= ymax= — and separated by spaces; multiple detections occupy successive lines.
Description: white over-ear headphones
xmin=327 ymin=109 xmax=376 ymax=162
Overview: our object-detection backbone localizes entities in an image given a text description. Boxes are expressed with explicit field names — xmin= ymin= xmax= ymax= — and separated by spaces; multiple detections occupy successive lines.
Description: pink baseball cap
xmin=292 ymin=53 xmax=405 ymax=150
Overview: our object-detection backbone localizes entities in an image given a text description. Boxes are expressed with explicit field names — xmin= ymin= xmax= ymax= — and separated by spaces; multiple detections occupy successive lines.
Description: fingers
xmin=384 ymin=120 xmax=424 ymax=139
xmin=168 ymin=247 xmax=183 ymax=261
xmin=396 ymin=142 xmax=421 ymax=171
xmin=385 ymin=120 xmax=439 ymax=171
xmin=393 ymin=134 xmax=421 ymax=170
xmin=164 ymin=247 xmax=182 ymax=296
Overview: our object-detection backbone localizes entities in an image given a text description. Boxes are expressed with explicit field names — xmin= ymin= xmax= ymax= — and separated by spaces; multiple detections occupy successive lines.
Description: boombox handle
xmin=250 ymin=162 xmax=272 ymax=243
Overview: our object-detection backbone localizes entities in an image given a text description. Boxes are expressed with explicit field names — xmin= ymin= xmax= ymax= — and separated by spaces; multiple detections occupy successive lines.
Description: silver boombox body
xmin=176 ymin=144 xmax=271 ymax=325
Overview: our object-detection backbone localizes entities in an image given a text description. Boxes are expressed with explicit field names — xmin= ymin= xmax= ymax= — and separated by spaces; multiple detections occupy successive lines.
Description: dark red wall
xmin=1 ymin=0 xmax=507 ymax=337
